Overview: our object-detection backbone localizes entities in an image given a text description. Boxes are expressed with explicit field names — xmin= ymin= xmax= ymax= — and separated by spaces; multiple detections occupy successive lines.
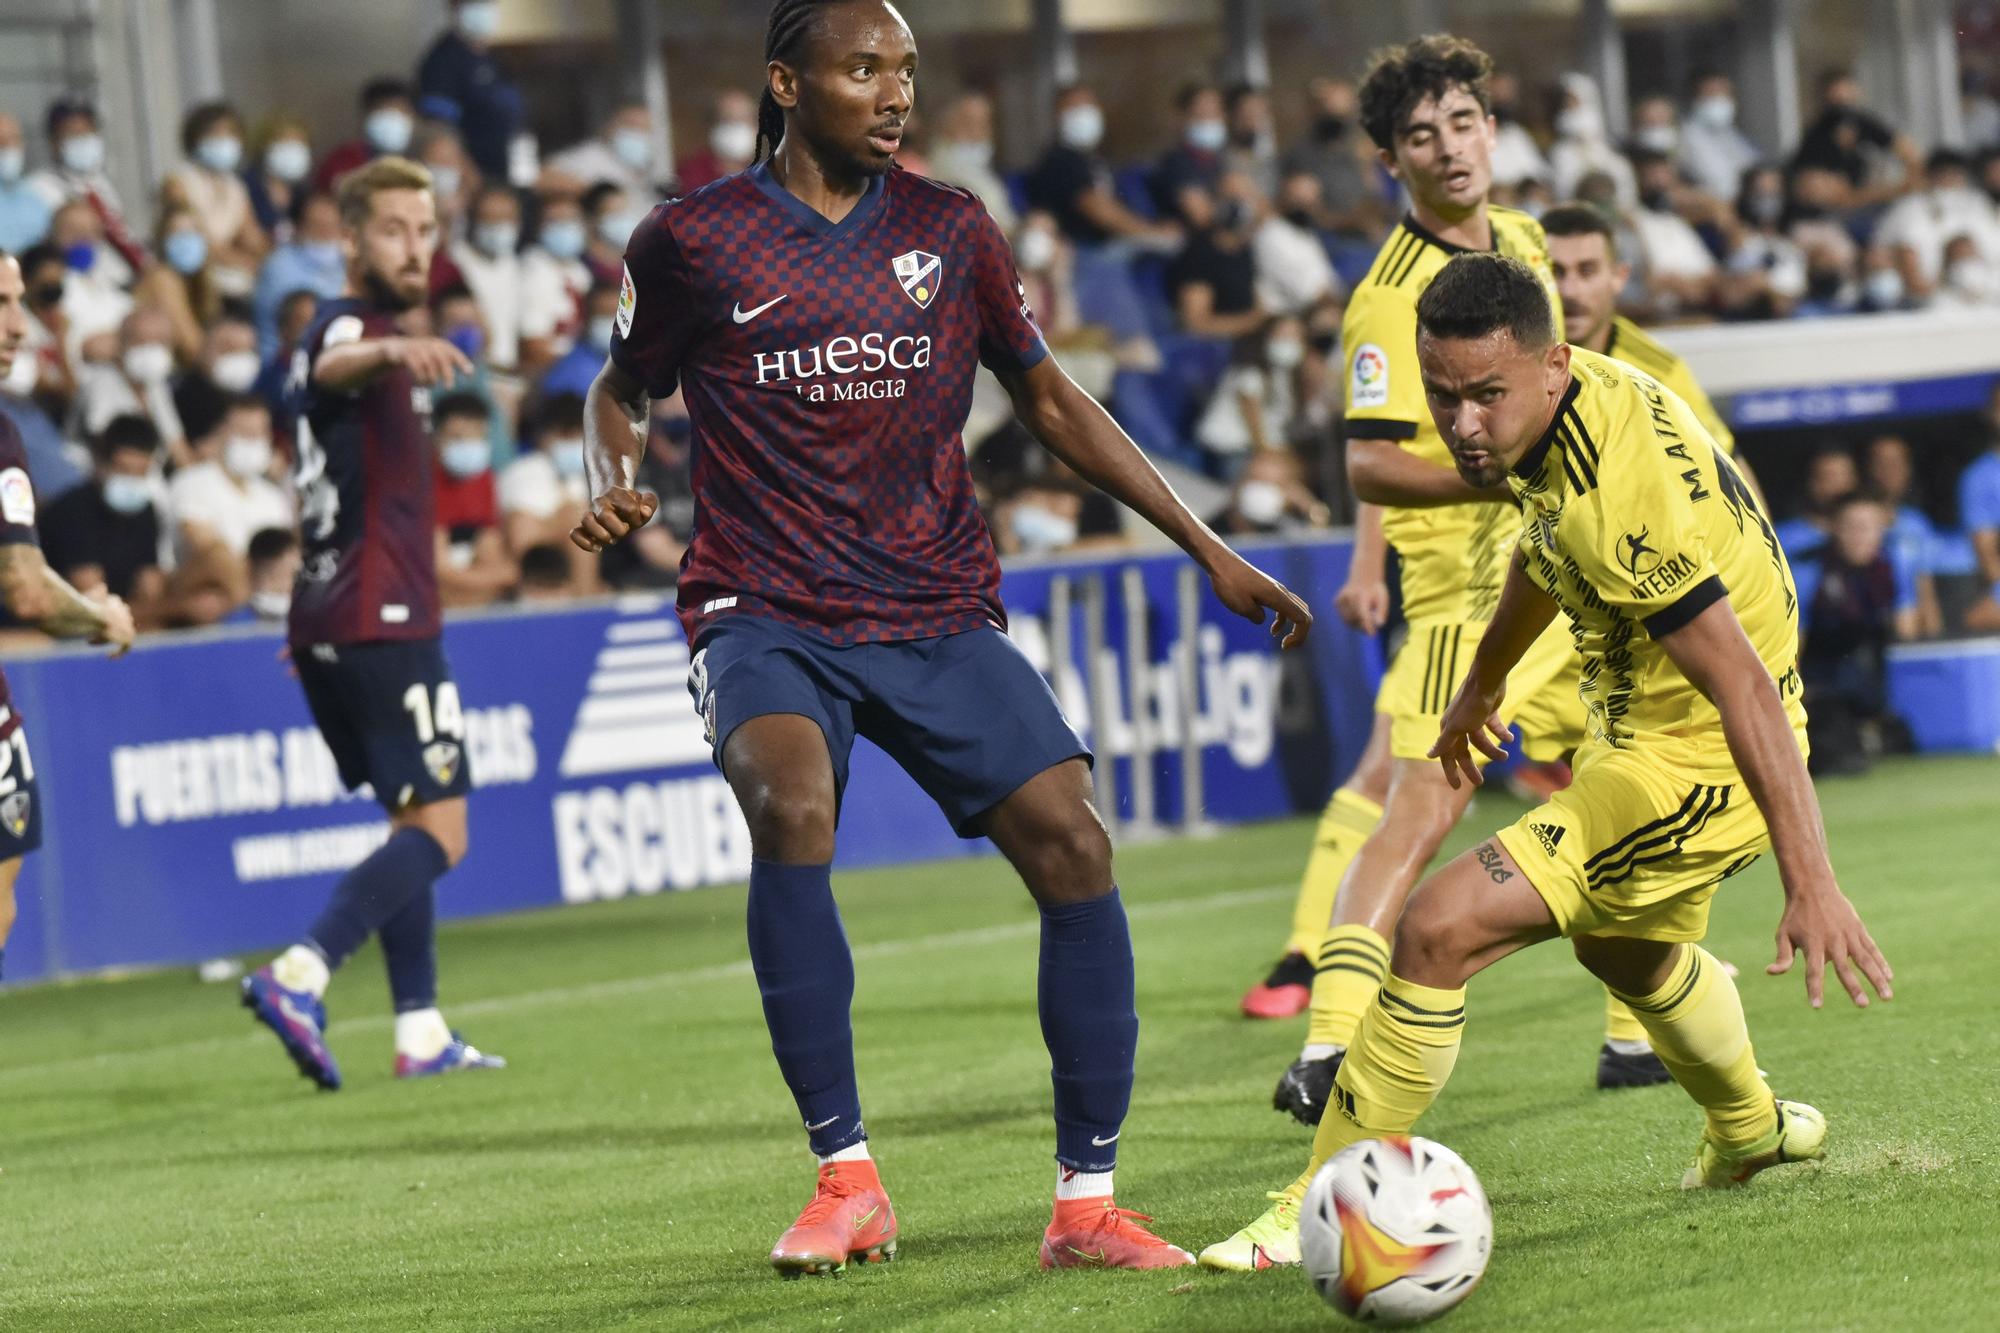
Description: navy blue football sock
xmin=378 ymin=882 xmax=438 ymax=1013
xmin=746 ymin=859 xmax=865 ymax=1156
xmin=0 ymin=945 xmax=7 ymax=983
xmin=306 ymin=826 xmax=449 ymax=971
xmin=1039 ymin=888 xmax=1137 ymax=1172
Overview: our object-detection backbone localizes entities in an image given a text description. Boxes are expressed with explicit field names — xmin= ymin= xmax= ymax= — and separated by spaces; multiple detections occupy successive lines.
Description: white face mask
xmin=473 ymin=221 xmax=520 ymax=258
xmin=611 ymin=126 xmax=653 ymax=171
xmin=428 ymin=163 xmax=462 ymax=202
xmin=1693 ymin=95 xmax=1736 ymax=130
xmin=1865 ymin=268 xmax=1905 ymax=307
xmin=456 ymin=1 xmax=500 ymax=40
xmin=1265 ymin=338 xmax=1305 ymax=369
xmin=1556 ymin=105 xmax=1601 ymax=141
xmin=265 ymin=139 xmax=311 ymax=183
xmin=0 ymin=147 xmax=24 ymax=182
xmin=224 ymin=433 xmax=273 ymax=480
xmin=249 ymin=589 xmax=291 ymax=619
xmin=1059 ymin=104 xmax=1105 ymax=152
xmin=549 ymin=436 xmax=587 ymax=479
xmin=366 ymin=108 xmax=414 ymax=155
xmin=1015 ymin=227 xmax=1058 ymax=273
xmin=102 ymin=472 xmax=152 ymax=514
xmin=599 ymin=209 xmax=645 ymax=248
xmin=1186 ymin=119 xmax=1228 ymax=153
xmin=1012 ymin=502 xmax=1079 ymax=553
xmin=1634 ymin=124 xmax=1679 ymax=154
xmin=711 ymin=121 xmax=758 ymax=163
xmin=1948 ymin=258 xmax=1993 ymax=296
xmin=951 ymin=140 xmax=994 ymax=170
xmin=1237 ymin=478 xmax=1288 ymax=526
xmin=441 ymin=436 xmax=491 ymax=479
xmin=61 ymin=132 xmax=105 ymax=174
xmin=123 ymin=342 xmax=173 ymax=383
xmin=196 ymin=135 xmax=242 ymax=173
xmin=211 ymin=350 xmax=261 ymax=394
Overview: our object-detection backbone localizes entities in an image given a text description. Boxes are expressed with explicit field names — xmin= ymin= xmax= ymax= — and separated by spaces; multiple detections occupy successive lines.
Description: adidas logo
xmin=1530 ymin=822 xmax=1566 ymax=857
xmin=557 ymin=604 xmax=712 ymax=778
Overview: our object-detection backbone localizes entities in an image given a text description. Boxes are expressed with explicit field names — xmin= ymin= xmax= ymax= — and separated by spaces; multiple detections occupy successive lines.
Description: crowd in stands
xmin=0 ymin=0 xmax=1997 ymax=654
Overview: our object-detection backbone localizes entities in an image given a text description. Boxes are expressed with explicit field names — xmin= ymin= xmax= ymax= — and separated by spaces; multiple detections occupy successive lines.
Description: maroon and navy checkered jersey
xmin=612 ymin=163 xmax=1048 ymax=645
xmin=0 ymin=412 xmax=36 ymax=733
xmin=287 ymin=298 xmax=443 ymax=646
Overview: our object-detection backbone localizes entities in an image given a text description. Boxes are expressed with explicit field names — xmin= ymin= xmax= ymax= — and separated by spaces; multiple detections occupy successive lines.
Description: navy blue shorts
xmin=690 ymin=618 xmax=1089 ymax=837
xmin=0 ymin=714 xmax=43 ymax=860
xmin=293 ymin=638 xmax=473 ymax=812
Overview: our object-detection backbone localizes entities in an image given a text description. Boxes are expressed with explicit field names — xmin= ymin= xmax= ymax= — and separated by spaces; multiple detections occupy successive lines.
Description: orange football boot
xmin=769 ymin=1160 xmax=898 ymax=1278
xmin=1039 ymin=1197 xmax=1195 ymax=1270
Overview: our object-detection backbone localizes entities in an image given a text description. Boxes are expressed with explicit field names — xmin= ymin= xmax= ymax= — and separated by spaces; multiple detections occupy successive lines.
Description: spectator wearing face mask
xmin=419 ymin=0 xmax=525 ymax=184
xmin=74 ymin=308 xmax=189 ymax=466
xmin=430 ymin=391 xmax=516 ymax=607
xmin=1629 ymin=150 xmax=1719 ymax=317
xmin=27 ymin=99 xmax=146 ymax=275
xmin=926 ymin=92 xmax=1015 ymax=231
xmin=996 ymin=469 xmax=1125 ymax=558
xmin=1548 ymin=74 xmax=1636 ymax=208
xmin=522 ymin=193 xmax=591 ymax=356
xmin=168 ymin=393 xmax=293 ymax=562
xmin=1197 ymin=315 xmax=1309 ymax=461
xmin=1282 ymin=78 xmax=1386 ymax=234
xmin=1791 ymin=67 xmax=1923 ymax=210
xmin=1252 ymin=174 xmax=1341 ymax=320
xmin=1169 ymin=169 xmax=1267 ymax=339
xmin=46 ymin=200 xmax=133 ymax=365
xmin=538 ymin=282 xmax=621 ymax=401
xmin=10 ymin=245 xmax=78 ymax=425
xmin=427 ymin=284 xmax=513 ymax=465
xmin=174 ymin=315 xmax=263 ymax=444
xmin=676 ymin=90 xmax=761 ymax=193
xmin=1855 ymin=245 xmax=1911 ymax=312
xmin=582 ymin=182 xmax=648 ymax=289
xmin=1874 ymin=150 xmax=2000 ymax=301
xmin=450 ymin=183 xmax=552 ymax=375
xmin=1152 ymin=83 xmax=1231 ymax=229
xmin=545 ymin=103 xmax=660 ymax=198
xmin=252 ymin=191 xmax=346 ymax=357
xmin=161 ymin=102 xmax=269 ymax=298
xmin=312 ymin=79 xmax=418 ymax=194
xmin=1210 ymin=446 xmax=1329 ymax=537
xmin=498 ymin=393 xmax=596 ymax=593
xmin=40 ymin=413 xmax=168 ymax=626
xmin=1027 ymin=86 xmax=1178 ymax=251
xmin=412 ymin=123 xmax=477 ymax=250
xmin=133 ymin=202 xmax=223 ymax=366
xmin=1931 ymin=232 xmax=2000 ymax=307
xmin=1679 ymin=73 xmax=1765 ymax=203
xmin=1720 ymin=165 xmax=1808 ymax=319
xmin=245 ymin=116 xmax=315 ymax=243
xmin=1224 ymin=84 xmax=1280 ymax=200
xmin=0 ymin=113 xmax=51 ymax=254
xmin=221 ymin=526 xmax=301 ymax=625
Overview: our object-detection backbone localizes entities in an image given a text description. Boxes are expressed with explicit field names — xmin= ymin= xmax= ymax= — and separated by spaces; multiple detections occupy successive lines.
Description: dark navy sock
xmin=306 ymin=826 xmax=449 ymax=971
xmin=0 ymin=945 xmax=6 ymax=983
xmin=378 ymin=882 xmax=438 ymax=1013
xmin=1039 ymin=888 xmax=1137 ymax=1172
xmin=746 ymin=859 xmax=864 ymax=1156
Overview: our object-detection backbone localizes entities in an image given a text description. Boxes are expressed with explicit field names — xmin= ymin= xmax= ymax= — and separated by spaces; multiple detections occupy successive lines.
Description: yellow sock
xmin=1603 ymin=991 xmax=1650 ymax=1046
xmin=1283 ymin=972 xmax=1466 ymax=1203
xmin=1609 ymin=946 xmax=1777 ymax=1152
xmin=1306 ymin=924 xmax=1391 ymax=1049
xmin=1282 ymin=788 xmax=1384 ymax=958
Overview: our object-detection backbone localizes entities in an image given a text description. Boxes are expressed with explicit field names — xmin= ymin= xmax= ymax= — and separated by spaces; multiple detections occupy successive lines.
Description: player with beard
xmin=241 ymin=158 xmax=505 ymax=1089
xmin=573 ymin=0 xmax=1313 ymax=1277
xmin=0 ymin=246 xmax=135 ymax=985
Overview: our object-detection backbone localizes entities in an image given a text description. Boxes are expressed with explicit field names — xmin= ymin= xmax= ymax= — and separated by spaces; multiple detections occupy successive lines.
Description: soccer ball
xmin=1298 ymin=1135 xmax=1492 ymax=1326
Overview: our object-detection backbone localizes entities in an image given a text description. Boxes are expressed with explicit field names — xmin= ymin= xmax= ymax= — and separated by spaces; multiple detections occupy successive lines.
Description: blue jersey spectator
xmin=0 ymin=113 xmax=52 ymax=253
xmin=418 ymin=0 xmax=524 ymax=183
xmin=1960 ymin=432 xmax=2000 ymax=632
xmin=1774 ymin=445 xmax=1859 ymax=562
xmin=252 ymin=192 xmax=346 ymax=357
xmin=538 ymin=282 xmax=620 ymax=402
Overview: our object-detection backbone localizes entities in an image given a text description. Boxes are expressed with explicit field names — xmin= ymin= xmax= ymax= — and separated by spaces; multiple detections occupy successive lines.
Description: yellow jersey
xmin=1342 ymin=207 xmax=1562 ymax=623
xmin=1602 ymin=315 xmax=1735 ymax=456
xmin=1509 ymin=347 xmax=1804 ymax=778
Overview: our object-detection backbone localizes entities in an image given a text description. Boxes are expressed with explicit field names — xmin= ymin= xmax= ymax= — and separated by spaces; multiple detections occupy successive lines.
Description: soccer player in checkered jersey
xmin=572 ymin=0 xmax=1313 ymax=1276
xmin=0 ymin=247 xmax=136 ymax=985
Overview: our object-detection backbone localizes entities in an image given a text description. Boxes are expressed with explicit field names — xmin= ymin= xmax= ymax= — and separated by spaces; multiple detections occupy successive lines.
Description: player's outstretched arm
xmin=1347 ymin=437 xmax=1513 ymax=508
xmin=1658 ymin=596 xmax=1893 ymax=1010
xmin=314 ymin=335 xmax=472 ymax=391
xmin=0 ymin=544 xmax=135 ymax=656
xmin=1430 ymin=553 xmax=1557 ymax=788
xmin=995 ymin=358 xmax=1312 ymax=648
xmin=572 ymin=358 xmax=659 ymax=553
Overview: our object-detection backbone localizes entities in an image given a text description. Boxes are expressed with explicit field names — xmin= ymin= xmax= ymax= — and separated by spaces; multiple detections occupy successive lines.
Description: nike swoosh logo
xmin=853 ymin=1206 xmax=879 ymax=1229
xmin=1064 ymin=1246 xmax=1107 ymax=1266
xmin=805 ymin=1115 xmax=839 ymax=1132
xmin=276 ymin=995 xmax=319 ymax=1034
xmin=733 ymin=295 xmax=788 ymax=324
xmin=1091 ymin=1132 xmax=1119 ymax=1146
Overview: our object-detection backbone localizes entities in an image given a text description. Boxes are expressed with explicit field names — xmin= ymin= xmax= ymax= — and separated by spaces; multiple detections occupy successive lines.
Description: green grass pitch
xmin=3 ymin=755 xmax=1995 ymax=1331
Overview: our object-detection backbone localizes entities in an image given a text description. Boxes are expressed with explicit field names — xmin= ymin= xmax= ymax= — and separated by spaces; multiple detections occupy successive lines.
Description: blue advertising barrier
xmin=3 ymin=535 xmax=1374 ymax=986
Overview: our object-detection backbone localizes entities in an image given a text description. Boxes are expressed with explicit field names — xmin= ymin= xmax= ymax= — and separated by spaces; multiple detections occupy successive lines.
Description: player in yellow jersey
xmin=1245 ymin=36 xmax=1664 ymax=1117
xmin=1200 ymin=254 xmax=1893 ymax=1272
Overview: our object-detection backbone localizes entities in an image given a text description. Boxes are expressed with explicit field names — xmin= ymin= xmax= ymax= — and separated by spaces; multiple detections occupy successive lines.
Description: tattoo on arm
xmin=1475 ymin=842 xmax=1514 ymax=884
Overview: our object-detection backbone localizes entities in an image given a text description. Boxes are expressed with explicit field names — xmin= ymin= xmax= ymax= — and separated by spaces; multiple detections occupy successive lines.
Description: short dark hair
xmin=95 ymin=413 xmax=161 ymax=464
xmin=362 ymin=78 xmax=414 ymax=111
xmin=1540 ymin=202 xmax=1619 ymax=260
xmin=537 ymin=392 xmax=586 ymax=440
xmin=1415 ymin=253 xmax=1556 ymax=351
xmin=1176 ymin=82 xmax=1220 ymax=113
xmin=224 ymin=392 xmax=271 ymax=419
xmin=581 ymin=181 xmax=626 ymax=219
xmin=180 ymin=101 xmax=240 ymax=155
xmin=247 ymin=526 xmax=298 ymax=565
xmin=433 ymin=391 xmax=491 ymax=431
xmin=1926 ymin=147 xmax=1971 ymax=175
xmin=45 ymin=97 xmax=95 ymax=139
xmin=1358 ymin=34 xmax=1494 ymax=152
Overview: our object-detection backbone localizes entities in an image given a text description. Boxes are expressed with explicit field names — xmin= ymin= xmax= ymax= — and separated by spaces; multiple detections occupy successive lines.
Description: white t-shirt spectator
xmin=520 ymin=248 xmax=589 ymax=354
xmin=1631 ymin=206 xmax=1719 ymax=281
xmin=546 ymin=136 xmax=647 ymax=196
xmin=451 ymin=241 xmax=574 ymax=372
xmin=1196 ymin=363 xmax=1294 ymax=456
xmin=73 ymin=362 xmax=185 ymax=444
xmin=1252 ymin=216 xmax=1339 ymax=315
xmin=168 ymin=461 xmax=294 ymax=557
xmin=498 ymin=451 xmax=588 ymax=522
xmin=1873 ymin=187 xmax=2000 ymax=285
xmin=57 ymin=262 xmax=134 ymax=363
xmin=1678 ymin=120 xmax=1762 ymax=202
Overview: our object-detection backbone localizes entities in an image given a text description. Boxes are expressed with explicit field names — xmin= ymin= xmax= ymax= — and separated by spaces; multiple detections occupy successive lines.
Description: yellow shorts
xmin=1496 ymin=743 xmax=1770 ymax=943
xmin=1376 ymin=618 xmax=1584 ymax=763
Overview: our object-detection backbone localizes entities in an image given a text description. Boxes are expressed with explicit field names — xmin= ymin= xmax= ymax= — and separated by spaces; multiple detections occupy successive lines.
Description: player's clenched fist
xmin=91 ymin=593 xmax=136 ymax=657
xmin=387 ymin=336 xmax=475 ymax=386
xmin=571 ymin=487 xmax=660 ymax=553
